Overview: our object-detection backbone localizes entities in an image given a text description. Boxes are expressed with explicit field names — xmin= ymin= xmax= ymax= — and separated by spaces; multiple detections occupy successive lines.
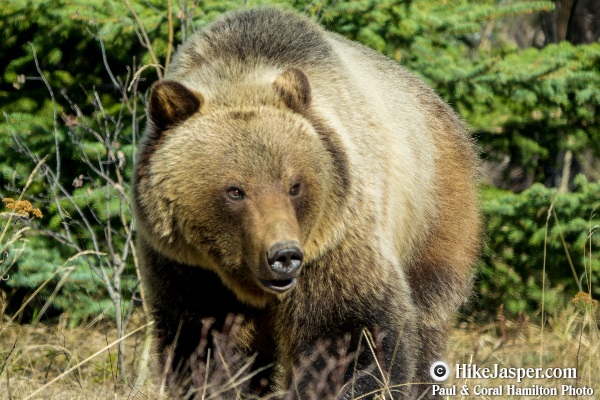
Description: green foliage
xmin=476 ymin=176 xmax=600 ymax=317
xmin=1 ymin=0 xmax=598 ymax=323
xmin=5 ymin=236 xmax=119 ymax=326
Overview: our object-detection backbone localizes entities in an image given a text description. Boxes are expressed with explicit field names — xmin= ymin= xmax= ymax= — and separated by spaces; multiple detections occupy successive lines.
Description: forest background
xmin=0 ymin=0 xmax=599 ymax=398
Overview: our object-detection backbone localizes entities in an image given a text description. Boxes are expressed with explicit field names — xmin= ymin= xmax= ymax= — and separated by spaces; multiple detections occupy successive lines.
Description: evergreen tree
xmin=1 ymin=0 xmax=598 ymax=325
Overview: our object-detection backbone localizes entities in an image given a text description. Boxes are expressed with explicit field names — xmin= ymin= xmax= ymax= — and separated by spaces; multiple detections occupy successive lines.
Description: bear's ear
xmin=273 ymin=68 xmax=311 ymax=113
xmin=147 ymin=80 xmax=203 ymax=131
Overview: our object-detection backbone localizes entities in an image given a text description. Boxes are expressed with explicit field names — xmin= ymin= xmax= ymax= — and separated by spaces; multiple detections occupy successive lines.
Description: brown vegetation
xmin=1 ymin=306 xmax=598 ymax=399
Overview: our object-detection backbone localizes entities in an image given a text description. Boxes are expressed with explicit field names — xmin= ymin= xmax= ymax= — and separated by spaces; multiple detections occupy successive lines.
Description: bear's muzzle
xmin=258 ymin=240 xmax=303 ymax=292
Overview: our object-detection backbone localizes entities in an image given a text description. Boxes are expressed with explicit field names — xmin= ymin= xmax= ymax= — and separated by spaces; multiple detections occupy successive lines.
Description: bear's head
xmin=134 ymin=69 xmax=338 ymax=307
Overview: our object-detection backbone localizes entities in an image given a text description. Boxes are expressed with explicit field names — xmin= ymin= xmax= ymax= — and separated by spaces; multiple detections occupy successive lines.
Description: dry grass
xmin=447 ymin=306 xmax=600 ymax=398
xmin=0 ymin=314 xmax=158 ymax=400
xmin=1 ymin=306 xmax=599 ymax=399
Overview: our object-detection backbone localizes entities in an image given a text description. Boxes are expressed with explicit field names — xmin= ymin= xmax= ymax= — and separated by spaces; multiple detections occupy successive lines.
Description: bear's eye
xmin=227 ymin=187 xmax=245 ymax=200
xmin=289 ymin=183 xmax=301 ymax=196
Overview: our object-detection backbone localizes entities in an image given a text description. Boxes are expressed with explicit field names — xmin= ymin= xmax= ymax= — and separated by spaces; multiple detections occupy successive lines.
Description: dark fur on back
xmin=174 ymin=8 xmax=332 ymax=69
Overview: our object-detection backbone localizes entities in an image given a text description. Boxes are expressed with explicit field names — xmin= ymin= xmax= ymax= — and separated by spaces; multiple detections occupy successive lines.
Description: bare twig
xmin=0 ymin=337 xmax=18 ymax=376
xmin=552 ymin=207 xmax=582 ymax=291
xmin=540 ymin=201 xmax=554 ymax=368
xmin=30 ymin=44 xmax=61 ymax=179
xmin=165 ymin=0 xmax=174 ymax=74
xmin=123 ymin=0 xmax=163 ymax=79
xmin=86 ymin=22 xmax=122 ymax=91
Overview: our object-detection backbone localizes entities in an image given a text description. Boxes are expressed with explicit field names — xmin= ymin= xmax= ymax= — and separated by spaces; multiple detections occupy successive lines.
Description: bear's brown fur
xmin=133 ymin=7 xmax=480 ymax=398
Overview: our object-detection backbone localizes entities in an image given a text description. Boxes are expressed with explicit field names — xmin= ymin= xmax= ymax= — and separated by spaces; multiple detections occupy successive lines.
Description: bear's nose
xmin=267 ymin=241 xmax=304 ymax=276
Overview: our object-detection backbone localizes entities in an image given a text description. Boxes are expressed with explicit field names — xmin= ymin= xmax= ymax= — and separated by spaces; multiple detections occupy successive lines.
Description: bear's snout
xmin=267 ymin=241 xmax=303 ymax=274
xmin=258 ymin=241 xmax=303 ymax=292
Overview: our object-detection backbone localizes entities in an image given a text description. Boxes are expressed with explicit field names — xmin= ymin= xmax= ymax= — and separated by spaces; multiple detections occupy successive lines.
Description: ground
xmin=1 ymin=308 xmax=599 ymax=399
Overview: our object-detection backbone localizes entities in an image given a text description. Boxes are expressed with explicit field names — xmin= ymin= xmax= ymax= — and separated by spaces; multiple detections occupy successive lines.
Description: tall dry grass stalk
xmin=1 ymin=309 xmax=599 ymax=399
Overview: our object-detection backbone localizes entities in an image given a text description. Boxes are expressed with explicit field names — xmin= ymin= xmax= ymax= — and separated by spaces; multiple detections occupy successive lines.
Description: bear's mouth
xmin=258 ymin=277 xmax=296 ymax=292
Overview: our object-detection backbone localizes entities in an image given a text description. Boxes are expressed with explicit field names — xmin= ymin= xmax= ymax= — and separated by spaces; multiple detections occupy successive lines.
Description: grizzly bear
xmin=133 ymin=7 xmax=480 ymax=399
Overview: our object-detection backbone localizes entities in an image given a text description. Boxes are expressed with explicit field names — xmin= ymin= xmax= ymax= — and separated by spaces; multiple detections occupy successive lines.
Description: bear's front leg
xmin=282 ymin=323 xmax=418 ymax=399
xmin=276 ymin=292 xmax=419 ymax=399
xmin=339 ymin=323 xmax=419 ymax=399
xmin=139 ymin=239 xmax=275 ymax=396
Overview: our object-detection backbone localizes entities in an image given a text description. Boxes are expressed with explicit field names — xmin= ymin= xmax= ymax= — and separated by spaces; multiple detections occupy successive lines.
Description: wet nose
xmin=267 ymin=241 xmax=304 ymax=276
